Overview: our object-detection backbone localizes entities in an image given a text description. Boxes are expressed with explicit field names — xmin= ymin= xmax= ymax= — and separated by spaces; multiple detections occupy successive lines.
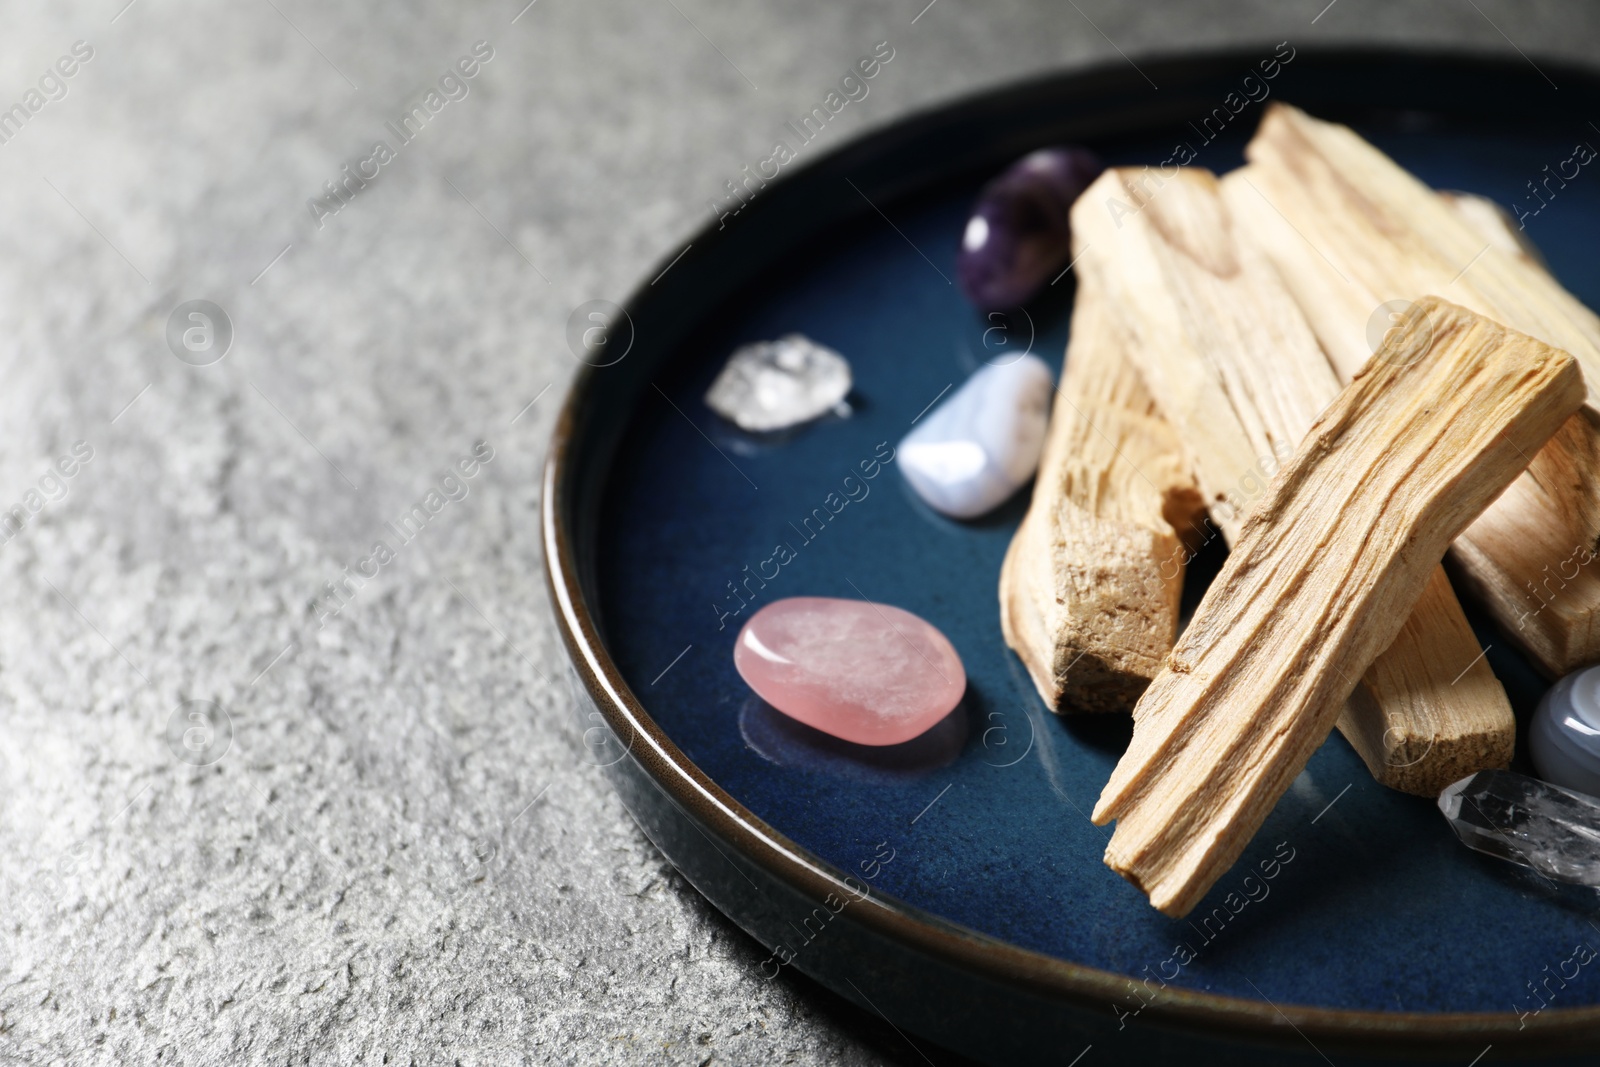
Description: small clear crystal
xmin=1438 ymin=769 xmax=1600 ymax=886
xmin=704 ymin=334 xmax=851 ymax=433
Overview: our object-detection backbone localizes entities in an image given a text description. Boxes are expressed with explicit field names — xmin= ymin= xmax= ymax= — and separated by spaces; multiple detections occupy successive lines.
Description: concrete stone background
xmin=0 ymin=2 xmax=1595 ymax=1064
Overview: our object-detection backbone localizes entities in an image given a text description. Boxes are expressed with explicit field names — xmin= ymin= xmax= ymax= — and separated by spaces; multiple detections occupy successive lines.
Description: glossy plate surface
xmin=548 ymin=50 xmax=1600 ymax=1060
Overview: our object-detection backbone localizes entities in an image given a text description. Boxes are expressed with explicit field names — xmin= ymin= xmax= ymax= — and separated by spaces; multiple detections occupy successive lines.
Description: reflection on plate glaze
xmin=738 ymin=694 xmax=967 ymax=782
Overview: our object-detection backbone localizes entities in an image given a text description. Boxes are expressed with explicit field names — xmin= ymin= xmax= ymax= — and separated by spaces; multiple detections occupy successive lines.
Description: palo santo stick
xmin=1073 ymin=167 xmax=1513 ymax=795
xmin=1000 ymin=281 xmax=1204 ymax=711
xmin=1094 ymin=295 xmax=1580 ymax=915
xmin=1232 ymin=103 xmax=1600 ymax=675
xmin=1440 ymin=191 xmax=1547 ymax=268
xmin=1429 ymin=192 xmax=1600 ymax=675
xmin=1092 ymin=297 xmax=1583 ymax=917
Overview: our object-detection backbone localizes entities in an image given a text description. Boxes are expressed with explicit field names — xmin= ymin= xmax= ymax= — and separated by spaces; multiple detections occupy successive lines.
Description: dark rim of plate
xmin=543 ymin=46 xmax=1600 ymax=1051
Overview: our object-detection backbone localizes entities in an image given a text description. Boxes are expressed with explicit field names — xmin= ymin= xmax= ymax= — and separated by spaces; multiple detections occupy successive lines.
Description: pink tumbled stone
xmin=733 ymin=596 xmax=966 ymax=746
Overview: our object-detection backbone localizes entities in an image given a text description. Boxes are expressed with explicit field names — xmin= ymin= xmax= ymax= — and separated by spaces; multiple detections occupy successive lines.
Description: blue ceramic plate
xmin=545 ymin=50 xmax=1600 ymax=1065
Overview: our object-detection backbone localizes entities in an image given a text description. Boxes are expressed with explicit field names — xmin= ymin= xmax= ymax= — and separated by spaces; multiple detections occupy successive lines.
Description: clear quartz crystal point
xmin=703 ymin=334 xmax=851 ymax=433
xmin=1438 ymin=769 xmax=1600 ymax=886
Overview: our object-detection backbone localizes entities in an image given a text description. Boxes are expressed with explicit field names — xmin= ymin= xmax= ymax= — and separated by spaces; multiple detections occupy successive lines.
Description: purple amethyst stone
xmin=957 ymin=146 xmax=1104 ymax=311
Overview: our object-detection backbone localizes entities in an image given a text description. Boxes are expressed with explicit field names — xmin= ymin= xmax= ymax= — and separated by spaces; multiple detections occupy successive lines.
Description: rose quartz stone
xmin=733 ymin=596 xmax=966 ymax=746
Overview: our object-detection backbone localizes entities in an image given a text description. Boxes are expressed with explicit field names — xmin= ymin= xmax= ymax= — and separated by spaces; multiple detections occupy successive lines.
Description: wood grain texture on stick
xmin=999 ymin=282 xmax=1204 ymax=712
xmin=1091 ymin=297 xmax=1583 ymax=917
xmin=1072 ymin=167 xmax=1513 ymax=795
xmin=1233 ymin=103 xmax=1600 ymax=675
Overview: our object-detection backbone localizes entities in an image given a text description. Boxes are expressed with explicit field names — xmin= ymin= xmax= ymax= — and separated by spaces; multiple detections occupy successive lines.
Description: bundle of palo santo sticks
xmin=999 ymin=102 xmax=1600 ymax=917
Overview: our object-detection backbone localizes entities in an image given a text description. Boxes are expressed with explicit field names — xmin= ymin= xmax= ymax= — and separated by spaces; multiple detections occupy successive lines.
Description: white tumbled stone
xmin=899 ymin=355 xmax=1054 ymax=519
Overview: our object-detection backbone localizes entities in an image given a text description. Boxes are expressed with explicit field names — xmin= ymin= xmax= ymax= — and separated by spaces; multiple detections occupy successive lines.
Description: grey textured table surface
xmin=1 ymin=2 xmax=1596 ymax=1064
